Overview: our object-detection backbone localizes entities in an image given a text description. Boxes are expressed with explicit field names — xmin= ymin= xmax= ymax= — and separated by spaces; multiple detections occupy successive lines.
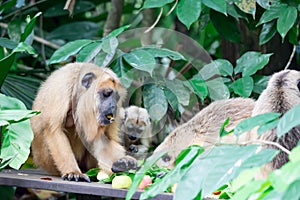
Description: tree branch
xmin=103 ymin=0 xmax=124 ymax=37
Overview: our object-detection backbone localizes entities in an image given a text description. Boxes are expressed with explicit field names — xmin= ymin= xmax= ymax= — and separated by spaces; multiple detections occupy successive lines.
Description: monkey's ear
xmin=81 ymin=72 xmax=95 ymax=88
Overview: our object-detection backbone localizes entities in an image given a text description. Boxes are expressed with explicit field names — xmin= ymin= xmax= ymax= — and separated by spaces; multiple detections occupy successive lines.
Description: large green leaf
xmin=202 ymin=0 xmax=227 ymax=15
xmin=126 ymin=151 xmax=166 ymax=200
xmin=143 ymin=0 xmax=174 ymax=8
xmin=102 ymin=37 xmax=118 ymax=55
xmin=141 ymin=146 xmax=204 ymax=199
xmin=231 ymin=76 xmax=254 ymax=97
xmin=188 ymin=75 xmax=208 ymax=102
xmin=214 ymin=59 xmax=233 ymax=76
xmin=174 ymin=145 xmax=278 ymax=199
xmin=76 ymin=41 xmax=102 ymax=63
xmin=234 ymin=112 xmax=280 ymax=136
xmin=123 ymin=49 xmax=156 ymax=75
xmin=176 ymin=0 xmax=201 ymax=29
xmin=48 ymin=39 xmax=93 ymax=64
xmin=164 ymin=88 xmax=179 ymax=113
xmin=252 ymin=75 xmax=269 ymax=94
xmin=257 ymin=4 xmax=283 ymax=26
xmin=277 ymin=5 xmax=297 ymax=40
xmin=234 ymin=51 xmax=272 ymax=76
xmin=0 ymin=94 xmax=38 ymax=170
xmin=259 ymin=21 xmax=277 ymax=45
xmin=0 ymin=38 xmax=18 ymax=49
xmin=111 ymin=55 xmax=132 ymax=88
xmin=166 ymin=79 xmax=190 ymax=106
xmin=142 ymin=84 xmax=168 ymax=121
xmin=282 ymin=179 xmax=300 ymax=200
xmin=210 ymin=10 xmax=241 ymax=43
xmin=276 ymin=104 xmax=300 ymax=138
xmin=0 ymin=53 xmax=16 ymax=87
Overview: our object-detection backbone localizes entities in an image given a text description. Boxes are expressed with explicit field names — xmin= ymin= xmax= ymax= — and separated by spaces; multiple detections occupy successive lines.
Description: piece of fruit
xmin=213 ymin=190 xmax=221 ymax=195
xmin=112 ymin=175 xmax=132 ymax=189
xmin=171 ymin=183 xmax=177 ymax=193
xmin=138 ymin=175 xmax=152 ymax=190
xmin=97 ymin=171 xmax=109 ymax=181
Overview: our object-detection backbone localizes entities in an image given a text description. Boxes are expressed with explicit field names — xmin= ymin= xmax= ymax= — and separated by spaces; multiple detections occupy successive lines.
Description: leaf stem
xmin=240 ymin=139 xmax=291 ymax=155
xmin=144 ymin=8 xmax=163 ymax=33
xmin=284 ymin=45 xmax=296 ymax=70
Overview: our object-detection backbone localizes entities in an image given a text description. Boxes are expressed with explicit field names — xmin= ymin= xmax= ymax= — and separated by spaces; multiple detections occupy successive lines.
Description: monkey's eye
xmin=102 ymin=89 xmax=113 ymax=97
xmin=297 ymin=79 xmax=300 ymax=92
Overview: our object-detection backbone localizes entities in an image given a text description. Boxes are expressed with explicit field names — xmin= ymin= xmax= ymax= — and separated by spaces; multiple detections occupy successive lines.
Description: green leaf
xmin=206 ymin=78 xmax=230 ymax=100
xmin=188 ymin=76 xmax=208 ymax=102
xmin=102 ymin=37 xmax=118 ymax=55
xmin=0 ymin=110 xmax=40 ymax=123
xmin=12 ymin=42 xmax=35 ymax=54
xmin=234 ymin=51 xmax=272 ymax=76
xmin=233 ymin=0 xmax=256 ymax=17
xmin=141 ymin=47 xmax=185 ymax=60
xmin=231 ymin=179 xmax=266 ymax=200
xmin=257 ymin=119 xmax=279 ymax=135
xmin=105 ymin=25 xmax=131 ymax=39
xmin=252 ymin=75 xmax=269 ymax=94
xmin=143 ymin=0 xmax=174 ymax=8
xmin=288 ymin=23 xmax=299 ymax=45
xmin=175 ymin=145 xmax=277 ymax=199
xmin=20 ymin=12 xmax=42 ymax=42
xmin=166 ymin=79 xmax=190 ymax=106
xmin=202 ymin=0 xmax=227 ymax=15
xmin=0 ymin=94 xmax=26 ymax=110
xmin=214 ymin=59 xmax=233 ymax=76
xmin=123 ymin=49 xmax=156 ymax=75
xmin=256 ymin=0 xmax=271 ymax=9
xmin=277 ymin=5 xmax=297 ymax=40
xmin=277 ymin=104 xmax=300 ymax=138
xmin=219 ymin=117 xmax=233 ymax=137
xmin=86 ymin=168 xmax=100 ymax=178
xmin=126 ymin=151 xmax=166 ymax=200
xmin=257 ymin=5 xmax=282 ymax=26
xmin=143 ymin=84 xmax=168 ymax=121
xmin=164 ymin=88 xmax=179 ymax=113
xmin=234 ymin=112 xmax=280 ymax=136
xmin=176 ymin=0 xmax=201 ymax=29
xmin=0 ymin=52 xmax=15 ymax=87
xmin=48 ymin=39 xmax=93 ymax=64
xmin=231 ymin=168 xmax=260 ymax=192
xmin=232 ymin=76 xmax=254 ymax=97
xmin=0 ymin=38 xmax=18 ymax=49
xmin=289 ymin=146 xmax=300 ymax=163
xmin=210 ymin=10 xmax=241 ymax=43
xmin=76 ymin=41 xmax=102 ymax=62
xmin=282 ymin=179 xmax=300 ymax=200
xmin=94 ymin=51 xmax=114 ymax=67
xmin=259 ymin=21 xmax=277 ymax=45
xmin=111 ymin=55 xmax=132 ymax=88
xmin=141 ymin=146 xmax=204 ymax=199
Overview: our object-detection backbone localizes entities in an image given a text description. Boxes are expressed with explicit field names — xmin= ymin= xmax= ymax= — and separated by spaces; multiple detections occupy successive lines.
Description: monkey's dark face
xmin=97 ymin=88 xmax=120 ymax=125
xmin=81 ymin=70 xmax=125 ymax=126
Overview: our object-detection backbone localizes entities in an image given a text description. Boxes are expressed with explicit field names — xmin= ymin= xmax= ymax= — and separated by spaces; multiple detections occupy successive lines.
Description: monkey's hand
xmin=62 ymin=172 xmax=91 ymax=182
xmin=111 ymin=157 xmax=137 ymax=173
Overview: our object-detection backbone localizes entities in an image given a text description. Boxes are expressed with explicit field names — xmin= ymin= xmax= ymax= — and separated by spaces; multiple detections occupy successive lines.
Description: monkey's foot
xmin=62 ymin=172 xmax=91 ymax=182
xmin=111 ymin=157 xmax=137 ymax=173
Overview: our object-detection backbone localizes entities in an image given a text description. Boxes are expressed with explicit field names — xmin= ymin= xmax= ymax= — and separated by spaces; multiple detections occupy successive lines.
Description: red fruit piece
xmin=138 ymin=175 xmax=152 ymax=190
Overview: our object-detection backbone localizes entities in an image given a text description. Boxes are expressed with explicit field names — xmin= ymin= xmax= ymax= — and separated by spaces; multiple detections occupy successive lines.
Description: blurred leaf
xmin=231 ymin=168 xmax=260 ymax=192
xmin=175 ymin=145 xmax=278 ymax=199
xmin=259 ymin=21 xmax=277 ymax=45
xmin=257 ymin=4 xmax=282 ymax=26
xmin=252 ymin=75 xmax=268 ymax=94
xmin=0 ymin=110 xmax=39 ymax=123
xmin=233 ymin=0 xmax=256 ymax=16
xmin=102 ymin=37 xmax=118 ymax=55
xmin=94 ymin=51 xmax=114 ymax=67
xmin=289 ymin=146 xmax=300 ymax=163
xmin=47 ymin=22 xmax=99 ymax=40
xmin=277 ymin=5 xmax=297 ymax=40
xmin=123 ymin=49 xmax=156 ymax=75
xmin=288 ymin=24 xmax=299 ymax=45
xmin=277 ymin=104 xmax=300 ymax=138
xmin=282 ymin=179 xmax=300 ymax=200
xmin=202 ymin=0 xmax=227 ymax=15
xmin=166 ymin=79 xmax=190 ymax=106
xmin=176 ymin=0 xmax=201 ymax=29
xmin=234 ymin=51 xmax=272 ymax=76
xmin=76 ymin=41 xmax=102 ymax=62
xmin=143 ymin=0 xmax=174 ymax=8
xmin=111 ymin=56 xmax=132 ymax=88
xmin=214 ymin=59 xmax=233 ymax=76
xmin=256 ymin=0 xmax=271 ymax=9
xmin=126 ymin=151 xmax=166 ymax=200
xmin=48 ymin=39 xmax=93 ymax=64
xmin=231 ymin=179 xmax=266 ymax=200
xmin=206 ymin=78 xmax=230 ymax=100
xmin=232 ymin=76 xmax=254 ymax=97
xmin=0 ymin=186 xmax=15 ymax=200
xmin=142 ymin=146 xmax=203 ymax=199
xmin=211 ymin=10 xmax=241 ymax=43
xmin=20 ymin=12 xmax=42 ymax=42
xmin=0 ymin=52 xmax=15 ymax=87
xmin=44 ymin=1 xmax=95 ymax=17
xmin=234 ymin=112 xmax=280 ymax=136
xmin=143 ymin=84 xmax=168 ymax=121
xmin=164 ymin=88 xmax=179 ymax=113
xmin=12 ymin=42 xmax=35 ymax=54
xmin=141 ymin=47 xmax=185 ymax=60
xmin=0 ymin=38 xmax=18 ymax=49
xmin=257 ymin=119 xmax=279 ymax=135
